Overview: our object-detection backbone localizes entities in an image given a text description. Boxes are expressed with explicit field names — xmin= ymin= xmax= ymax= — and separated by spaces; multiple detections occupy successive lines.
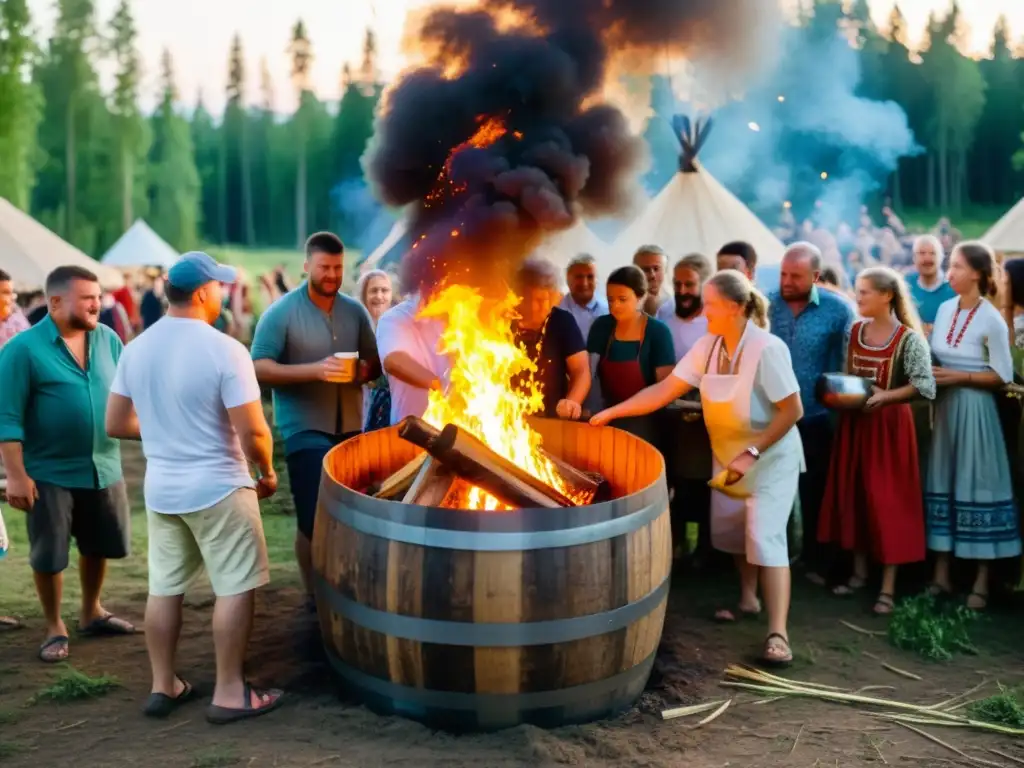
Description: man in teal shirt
xmin=0 ymin=266 xmax=136 ymax=664
xmin=906 ymin=234 xmax=956 ymax=337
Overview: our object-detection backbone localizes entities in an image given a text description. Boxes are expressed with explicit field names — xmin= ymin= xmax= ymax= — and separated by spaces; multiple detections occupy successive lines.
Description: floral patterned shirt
xmin=0 ymin=311 xmax=29 ymax=351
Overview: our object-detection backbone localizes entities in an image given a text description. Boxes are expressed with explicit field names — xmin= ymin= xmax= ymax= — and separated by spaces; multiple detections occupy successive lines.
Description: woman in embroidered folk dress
xmin=927 ymin=242 xmax=1021 ymax=611
xmin=592 ymin=270 xmax=804 ymax=666
xmin=819 ymin=268 xmax=934 ymax=615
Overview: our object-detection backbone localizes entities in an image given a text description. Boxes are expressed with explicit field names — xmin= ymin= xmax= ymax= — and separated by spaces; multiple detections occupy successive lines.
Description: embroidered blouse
xmin=930 ymin=298 xmax=1013 ymax=383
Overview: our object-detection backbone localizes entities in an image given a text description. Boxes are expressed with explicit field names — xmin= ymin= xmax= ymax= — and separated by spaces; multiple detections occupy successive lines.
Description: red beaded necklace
xmin=945 ymin=300 xmax=981 ymax=349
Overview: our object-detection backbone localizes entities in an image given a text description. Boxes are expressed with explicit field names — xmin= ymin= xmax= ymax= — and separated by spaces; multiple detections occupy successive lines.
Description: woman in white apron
xmin=592 ymin=270 xmax=805 ymax=666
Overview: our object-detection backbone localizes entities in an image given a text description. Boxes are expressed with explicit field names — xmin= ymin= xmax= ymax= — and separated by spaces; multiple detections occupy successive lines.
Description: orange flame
xmin=426 ymin=115 xmax=509 ymax=208
xmin=419 ymin=284 xmax=581 ymax=510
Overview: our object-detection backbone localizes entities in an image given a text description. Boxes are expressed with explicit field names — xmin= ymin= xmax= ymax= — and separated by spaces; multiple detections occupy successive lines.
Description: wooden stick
xmin=373 ymin=453 xmax=428 ymax=499
xmin=883 ymin=663 xmax=923 ymax=681
xmin=892 ymin=722 xmax=1005 ymax=768
xmin=789 ymin=723 xmax=804 ymax=756
xmin=692 ymin=699 xmax=732 ymax=728
xmin=52 ymin=719 xmax=87 ymax=732
xmin=989 ymin=750 xmax=1024 ymax=767
xmin=155 ymin=719 xmax=191 ymax=734
xmin=870 ymin=738 xmax=889 ymax=766
xmin=660 ymin=701 xmax=725 ymax=721
xmin=841 ymin=620 xmax=885 ymax=637
xmin=928 ymin=680 xmax=991 ymax=711
xmin=308 ymin=757 xmax=341 ymax=767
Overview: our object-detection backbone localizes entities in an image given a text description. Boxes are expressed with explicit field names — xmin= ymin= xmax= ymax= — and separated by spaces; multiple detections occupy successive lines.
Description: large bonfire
xmin=362 ymin=0 xmax=778 ymax=509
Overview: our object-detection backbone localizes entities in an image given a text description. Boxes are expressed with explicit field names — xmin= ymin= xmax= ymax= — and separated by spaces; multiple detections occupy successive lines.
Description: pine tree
xmin=190 ymin=92 xmax=220 ymax=243
xmin=289 ymin=19 xmax=313 ymax=246
xmin=107 ymin=0 xmax=148 ymax=231
xmin=224 ymin=33 xmax=254 ymax=245
xmin=147 ymin=50 xmax=199 ymax=250
xmin=0 ymin=0 xmax=44 ymax=210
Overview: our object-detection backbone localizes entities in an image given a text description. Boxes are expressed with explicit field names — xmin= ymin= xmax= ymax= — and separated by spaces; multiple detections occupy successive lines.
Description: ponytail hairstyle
xmin=952 ymin=241 xmax=995 ymax=297
xmin=707 ymin=269 xmax=771 ymax=330
xmin=858 ymin=266 xmax=924 ymax=337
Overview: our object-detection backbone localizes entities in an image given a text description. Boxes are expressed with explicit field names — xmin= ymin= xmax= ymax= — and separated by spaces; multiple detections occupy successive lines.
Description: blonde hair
xmin=857 ymin=266 xmax=924 ymax=337
xmin=707 ymin=269 xmax=770 ymax=330
xmin=356 ymin=269 xmax=392 ymax=308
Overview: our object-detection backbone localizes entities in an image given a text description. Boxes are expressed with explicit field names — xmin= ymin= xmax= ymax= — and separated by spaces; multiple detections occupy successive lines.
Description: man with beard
xmin=106 ymin=252 xmax=284 ymax=722
xmin=0 ymin=266 xmax=135 ymax=663
xmin=251 ymin=232 xmax=380 ymax=609
xmin=558 ymin=254 xmax=608 ymax=340
xmin=906 ymin=234 xmax=955 ymax=337
xmin=512 ymin=258 xmax=590 ymax=419
xmin=716 ymin=241 xmax=758 ymax=282
xmin=657 ymin=254 xmax=712 ymax=362
xmin=633 ymin=245 xmax=670 ymax=316
xmin=768 ymin=242 xmax=854 ymax=587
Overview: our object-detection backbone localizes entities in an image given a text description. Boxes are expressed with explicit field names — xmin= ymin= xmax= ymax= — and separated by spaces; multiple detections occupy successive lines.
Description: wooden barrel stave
xmin=313 ymin=420 xmax=671 ymax=730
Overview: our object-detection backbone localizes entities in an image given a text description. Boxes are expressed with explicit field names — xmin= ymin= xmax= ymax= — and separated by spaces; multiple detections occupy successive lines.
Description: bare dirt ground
xmin=2 ymin=442 xmax=1024 ymax=768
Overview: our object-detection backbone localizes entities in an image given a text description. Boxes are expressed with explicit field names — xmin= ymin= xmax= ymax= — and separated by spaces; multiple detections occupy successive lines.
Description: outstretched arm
xmin=590 ymin=374 xmax=692 ymax=426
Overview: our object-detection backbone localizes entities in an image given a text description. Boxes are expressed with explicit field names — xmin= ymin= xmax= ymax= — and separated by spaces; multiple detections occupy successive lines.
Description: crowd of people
xmin=0 ymin=215 xmax=1021 ymax=720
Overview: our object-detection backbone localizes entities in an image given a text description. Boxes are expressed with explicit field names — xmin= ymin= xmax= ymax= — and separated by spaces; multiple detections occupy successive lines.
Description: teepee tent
xmin=101 ymin=219 xmax=181 ymax=268
xmin=0 ymin=197 xmax=124 ymax=291
xmin=611 ymin=116 xmax=785 ymax=276
xmin=984 ymin=197 xmax=1024 ymax=255
xmin=360 ymin=217 xmax=409 ymax=274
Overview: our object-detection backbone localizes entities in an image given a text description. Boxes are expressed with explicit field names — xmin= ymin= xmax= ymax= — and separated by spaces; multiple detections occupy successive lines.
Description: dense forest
xmin=0 ymin=0 xmax=1022 ymax=257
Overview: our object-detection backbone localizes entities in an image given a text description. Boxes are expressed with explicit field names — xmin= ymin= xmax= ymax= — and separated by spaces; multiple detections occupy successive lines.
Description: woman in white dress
xmin=926 ymin=242 xmax=1020 ymax=610
xmin=592 ymin=270 xmax=804 ymax=666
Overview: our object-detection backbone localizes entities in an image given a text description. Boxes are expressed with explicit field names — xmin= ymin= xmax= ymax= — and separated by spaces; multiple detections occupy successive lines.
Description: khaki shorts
xmin=148 ymin=489 xmax=270 ymax=597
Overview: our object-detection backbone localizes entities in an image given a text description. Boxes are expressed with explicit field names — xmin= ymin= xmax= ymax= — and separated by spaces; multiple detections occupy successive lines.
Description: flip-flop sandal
xmin=714 ymin=604 xmax=761 ymax=623
xmin=966 ymin=592 xmax=988 ymax=612
xmin=760 ymin=632 xmax=793 ymax=668
xmin=0 ymin=616 xmax=22 ymax=632
xmin=926 ymin=583 xmax=952 ymax=598
xmin=832 ymin=577 xmax=867 ymax=597
xmin=77 ymin=614 xmax=137 ymax=637
xmin=38 ymin=635 xmax=69 ymax=664
xmin=873 ymin=593 xmax=895 ymax=616
xmin=143 ymin=678 xmax=197 ymax=718
xmin=206 ymin=682 xmax=285 ymax=725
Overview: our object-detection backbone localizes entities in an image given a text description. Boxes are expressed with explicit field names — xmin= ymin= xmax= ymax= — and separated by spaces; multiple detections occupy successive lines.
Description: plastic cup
xmin=333 ymin=352 xmax=358 ymax=383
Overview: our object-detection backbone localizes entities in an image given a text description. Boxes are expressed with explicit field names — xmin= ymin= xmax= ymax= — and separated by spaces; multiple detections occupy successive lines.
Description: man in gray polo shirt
xmin=251 ymin=232 xmax=380 ymax=607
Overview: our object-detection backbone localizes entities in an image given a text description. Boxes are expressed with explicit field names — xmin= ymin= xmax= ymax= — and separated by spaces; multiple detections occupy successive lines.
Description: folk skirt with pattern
xmin=925 ymin=388 xmax=1022 ymax=560
xmin=819 ymin=402 xmax=926 ymax=565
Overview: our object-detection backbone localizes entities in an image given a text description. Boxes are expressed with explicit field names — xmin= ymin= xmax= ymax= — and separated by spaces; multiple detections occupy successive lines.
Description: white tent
xmin=361 ymin=217 xmax=408 ymax=274
xmin=612 ymin=116 xmax=786 ymax=275
xmin=101 ymin=219 xmax=181 ymax=268
xmin=984 ymin=197 xmax=1024 ymax=255
xmin=0 ymin=197 xmax=124 ymax=291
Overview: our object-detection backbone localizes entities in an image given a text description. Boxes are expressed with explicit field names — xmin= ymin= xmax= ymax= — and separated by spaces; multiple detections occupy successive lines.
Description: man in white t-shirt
xmin=657 ymin=253 xmax=712 ymax=362
xmin=105 ymin=252 xmax=284 ymax=725
xmin=375 ymin=294 xmax=449 ymax=423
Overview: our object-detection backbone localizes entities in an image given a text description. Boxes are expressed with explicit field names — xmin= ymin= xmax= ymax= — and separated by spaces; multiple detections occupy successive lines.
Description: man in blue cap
xmin=107 ymin=251 xmax=285 ymax=723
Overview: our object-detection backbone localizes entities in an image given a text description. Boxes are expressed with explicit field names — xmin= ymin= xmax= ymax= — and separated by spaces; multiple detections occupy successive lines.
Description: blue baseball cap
xmin=167 ymin=251 xmax=237 ymax=292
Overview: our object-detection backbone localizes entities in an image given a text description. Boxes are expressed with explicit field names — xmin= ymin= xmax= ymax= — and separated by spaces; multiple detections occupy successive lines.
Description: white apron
xmin=701 ymin=327 xmax=803 ymax=568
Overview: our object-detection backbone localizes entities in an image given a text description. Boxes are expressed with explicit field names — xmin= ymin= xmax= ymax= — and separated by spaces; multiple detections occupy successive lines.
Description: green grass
xmin=887 ymin=593 xmax=979 ymax=662
xmin=33 ymin=667 xmax=119 ymax=703
xmin=967 ymin=685 xmax=1024 ymax=728
xmin=190 ymin=746 xmax=240 ymax=768
xmin=1 ymin=418 xmax=302 ymax=621
xmin=0 ymin=742 xmax=24 ymax=761
xmin=900 ymin=205 xmax=1006 ymax=240
xmin=0 ymin=710 xmax=23 ymax=726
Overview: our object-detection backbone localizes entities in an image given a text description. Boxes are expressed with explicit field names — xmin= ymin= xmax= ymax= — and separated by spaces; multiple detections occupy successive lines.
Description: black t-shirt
xmin=27 ymin=305 xmax=47 ymax=325
xmin=513 ymin=307 xmax=586 ymax=417
xmin=140 ymin=290 xmax=165 ymax=329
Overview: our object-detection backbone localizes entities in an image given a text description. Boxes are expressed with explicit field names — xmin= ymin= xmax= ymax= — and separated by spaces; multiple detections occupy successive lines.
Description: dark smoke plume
xmin=363 ymin=0 xmax=779 ymax=294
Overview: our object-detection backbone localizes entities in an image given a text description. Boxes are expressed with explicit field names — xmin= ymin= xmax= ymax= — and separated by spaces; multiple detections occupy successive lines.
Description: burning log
xmin=539 ymin=449 xmax=610 ymax=505
xmin=401 ymin=456 xmax=460 ymax=507
xmin=371 ymin=453 xmax=428 ymax=500
xmin=397 ymin=417 xmax=574 ymax=509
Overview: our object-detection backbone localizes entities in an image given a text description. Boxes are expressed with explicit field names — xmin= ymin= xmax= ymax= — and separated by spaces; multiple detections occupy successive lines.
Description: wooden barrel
xmin=311 ymin=418 xmax=671 ymax=731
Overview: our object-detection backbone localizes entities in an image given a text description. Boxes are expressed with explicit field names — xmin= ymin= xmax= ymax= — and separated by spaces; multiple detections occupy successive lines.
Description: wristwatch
xmin=745 ymin=446 xmax=761 ymax=460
